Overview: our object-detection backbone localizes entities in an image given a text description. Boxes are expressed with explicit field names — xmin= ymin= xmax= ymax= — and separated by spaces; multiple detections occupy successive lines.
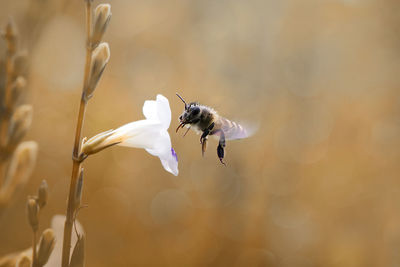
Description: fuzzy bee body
xmin=190 ymin=104 xmax=215 ymax=133
xmin=176 ymin=94 xmax=249 ymax=164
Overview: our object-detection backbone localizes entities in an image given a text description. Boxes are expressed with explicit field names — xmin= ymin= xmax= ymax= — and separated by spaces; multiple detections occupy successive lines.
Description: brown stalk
xmin=0 ymin=53 xmax=12 ymax=143
xmin=0 ymin=34 xmax=15 ymax=143
xmin=0 ymin=21 xmax=17 ymax=185
xmin=61 ymin=1 xmax=93 ymax=266
xmin=32 ymin=230 xmax=37 ymax=266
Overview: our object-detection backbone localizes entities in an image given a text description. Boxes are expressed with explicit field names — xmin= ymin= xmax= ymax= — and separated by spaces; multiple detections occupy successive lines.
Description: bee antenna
xmin=176 ymin=93 xmax=188 ymax=109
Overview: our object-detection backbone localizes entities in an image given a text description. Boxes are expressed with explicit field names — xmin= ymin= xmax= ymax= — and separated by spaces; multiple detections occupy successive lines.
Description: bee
xmin=175 ymin=93 xmax=250 ymax=165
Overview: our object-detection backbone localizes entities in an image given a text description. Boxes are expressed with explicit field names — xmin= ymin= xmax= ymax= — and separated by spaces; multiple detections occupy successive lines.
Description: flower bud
xmin=91 ymin=4 xmax=111 ymax=47
xmin=69 ymin=235 xmax=85 ymax=267
xmin=11 ymin=76 xmax=27 ymax=106
xmin=37 ymin=229 xmax=56 ymax=266
xmin=0 ymin=141 xmax=38 ymax=203
xmin=16 ymin=255 xmax=32 ymax=267
xmin=2 ymin=17 xmax=18 ymax=54
xmin=12 ymin=51 xmax=28 ymax=79
xmin=27 ymin=197 xmax=39 ymax=231
xmin=85 ymin=42 xmax=110 ymax=100
xmin=37 ymin=180 xmax=48 ymax=208
xmin=6 ymin=141 xmax=37 ymax=185
xmin=9 ymin=105 xmax=33 ymax=146
xmin=74 ymin=168 xmax=84 ymax=211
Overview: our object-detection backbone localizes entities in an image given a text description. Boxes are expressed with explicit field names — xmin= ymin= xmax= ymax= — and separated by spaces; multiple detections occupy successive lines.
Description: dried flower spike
xmin=84 ymin=42 xmax=110 ymax=100
xmin=37 ymin=180 xmax=48 ymax=208
xmin=27 ymin=198 xmax=39 ymax=231
xmin=3 ymin=17 xmax=18 ymax=54
xmin=37 ymin=229 xmax=56 ymax=266
xmin=91 ymin=4 xmax=111 ymax=48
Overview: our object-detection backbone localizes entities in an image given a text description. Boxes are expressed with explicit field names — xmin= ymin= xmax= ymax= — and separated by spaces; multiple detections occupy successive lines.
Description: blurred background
xmin=1 ymin=0 xmax=400 ymax=266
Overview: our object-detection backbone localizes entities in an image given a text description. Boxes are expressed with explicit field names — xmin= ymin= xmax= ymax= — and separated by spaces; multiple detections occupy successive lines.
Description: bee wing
xmin=219 ymin=117 xmax=254 ymax=140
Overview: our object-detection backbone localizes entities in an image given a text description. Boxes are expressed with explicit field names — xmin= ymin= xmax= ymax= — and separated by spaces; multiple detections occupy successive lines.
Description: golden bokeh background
xmin=1 ymin=0 xmax=400 ymax=266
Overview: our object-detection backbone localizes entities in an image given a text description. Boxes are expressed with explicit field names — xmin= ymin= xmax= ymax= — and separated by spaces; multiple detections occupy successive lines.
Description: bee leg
xmin=200 ymin=123 xmax=215 ymax=156
xmin=217 ymin=131 xmax=226 ymax=165
xmin=199 ymin=122 xmax=215 ymax=144
xmin=200 ymin=133 xmax=208 ymax=156
xmin=201 ymin=138 xmax=207 ymax=157
xmin=217 ymin=144 xmax=225 ymax=165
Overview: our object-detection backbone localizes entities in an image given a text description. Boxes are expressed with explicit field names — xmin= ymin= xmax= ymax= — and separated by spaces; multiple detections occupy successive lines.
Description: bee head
xmin=179 ymin=103 xmax=200 ymax=123
xmin=176 ymin=93 xmax=200 ymax=122
xmin=176 ymin=94 xmax=201 ymax=133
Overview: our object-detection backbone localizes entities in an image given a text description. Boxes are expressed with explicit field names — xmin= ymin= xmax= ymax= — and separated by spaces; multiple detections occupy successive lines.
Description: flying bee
xmin=175 ymin=93 xmax=251 ymax=165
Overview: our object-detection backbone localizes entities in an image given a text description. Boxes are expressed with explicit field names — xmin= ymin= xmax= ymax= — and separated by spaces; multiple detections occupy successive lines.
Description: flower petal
xmin=108 ymin=94 xmax=178 ymax=175
xmin=145 ymin=130 xmax=178 ymax=176
xmin=142 ymin=94 xmax=171 ymax=129
xmin=113 ymin=119 xmax=161 ymax=149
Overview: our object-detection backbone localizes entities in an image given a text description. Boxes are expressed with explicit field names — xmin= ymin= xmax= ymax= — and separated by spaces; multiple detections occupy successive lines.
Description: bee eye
xmin=192 ymin=107 xmax=200 ymax=116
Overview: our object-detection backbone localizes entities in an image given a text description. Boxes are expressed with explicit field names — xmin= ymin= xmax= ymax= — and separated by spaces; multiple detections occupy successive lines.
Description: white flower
xmin=82 ymin=94 xmax=178 ymax=176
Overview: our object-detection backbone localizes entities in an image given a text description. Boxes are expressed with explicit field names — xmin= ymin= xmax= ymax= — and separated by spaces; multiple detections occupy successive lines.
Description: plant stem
xmin=32 ymin=230 xmax=37 ymax=267
xmin=61 ymin=100 xmax=86 ymax=267
xmin=0 ymin=41 xmax=15 ymax=185
xmin=0 ymin=45 xmax=14 ymax=145
xmin=0 ymin=164 xmax=4 ymax=189
xmin=61 ymin=1 xmax=92 ymax=266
